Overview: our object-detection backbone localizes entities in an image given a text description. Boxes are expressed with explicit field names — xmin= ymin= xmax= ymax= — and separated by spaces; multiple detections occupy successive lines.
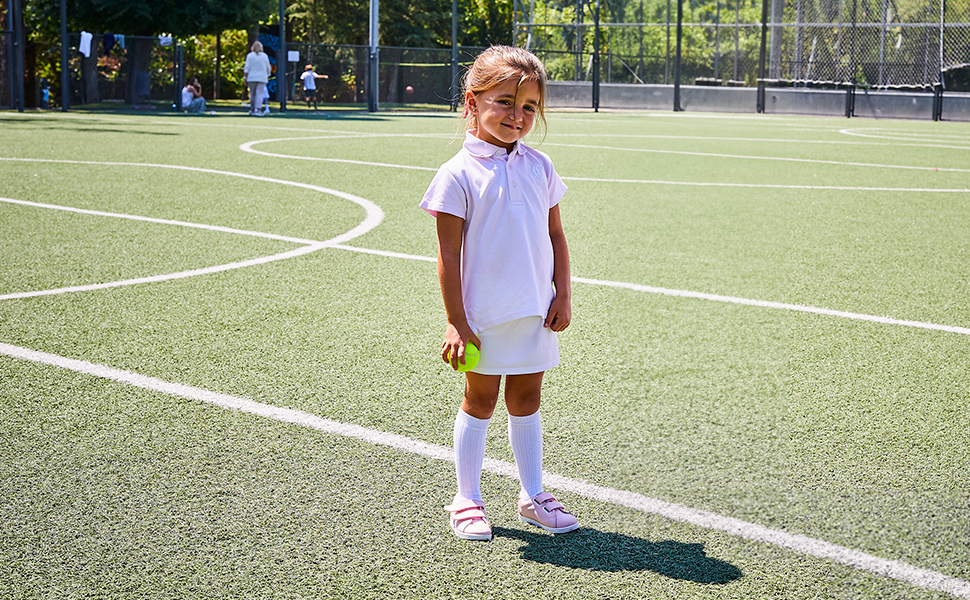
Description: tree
xmin=25 ymin=0 xmax=275 ymax=104
xmin=459 ymin=0 xmax=514 ymax=47
xmin=287 ymin=0 xmax=327 ymax=59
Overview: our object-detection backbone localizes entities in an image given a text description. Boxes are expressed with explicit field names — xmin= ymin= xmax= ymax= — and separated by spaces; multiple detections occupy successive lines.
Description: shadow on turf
xmin=0 ymin=117 xmax=178 ymax=135
xmin=493 ymin=526 xmax=742 ymax=584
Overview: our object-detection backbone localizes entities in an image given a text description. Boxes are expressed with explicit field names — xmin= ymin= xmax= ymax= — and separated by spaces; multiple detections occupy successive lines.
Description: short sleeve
xmin=420 ymin=167 xmax=467 ymax=219
xmin=547 ymin=164 xmax=567 ymax=209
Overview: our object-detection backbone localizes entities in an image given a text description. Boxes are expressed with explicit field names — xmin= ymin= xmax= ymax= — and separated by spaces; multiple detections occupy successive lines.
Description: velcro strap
xmin=452 ymin=507 xmax=487 ymax=522
xmin=445 ymin=502 xmax=487 ymax=521
xmin=536 ymin=498 xmax=566 ymax=513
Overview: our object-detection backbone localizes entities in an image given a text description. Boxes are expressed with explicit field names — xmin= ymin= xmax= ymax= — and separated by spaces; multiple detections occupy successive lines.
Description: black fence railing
xmin=1 ymin=31 xmax=12 ymax=109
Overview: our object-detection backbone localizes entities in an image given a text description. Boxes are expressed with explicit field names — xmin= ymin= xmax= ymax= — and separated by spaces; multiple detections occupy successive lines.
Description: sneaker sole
xmin=450 ymin=527 xmax=492 ymax=541
xmin=518 ymin=514 xmax=579 ymax=534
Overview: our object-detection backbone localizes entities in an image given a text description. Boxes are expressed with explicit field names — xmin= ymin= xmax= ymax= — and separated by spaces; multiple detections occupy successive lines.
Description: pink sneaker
xmin=445 ymin=500 xmax=492 ymax=541
xmin=518 ymin=492 xmax=579 ymax=533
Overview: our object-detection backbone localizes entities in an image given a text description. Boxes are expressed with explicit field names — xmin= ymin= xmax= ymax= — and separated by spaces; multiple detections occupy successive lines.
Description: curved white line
xmin=0 ymin=198 xmax=319 ymax=245
xmin=239 ymin=136 xmax=439 ymax=171
xmin=237 ymin=136 xmax=970 ymax=188
xmin=0 ymin=159 xmax=384 ymax=298
xmin=0 ymin=158 xmax=384 ymax=234
xmin=0 ymin=244 xmax=327 ymax=301
xmin=2 ymin=340 xmax=968 ymax=600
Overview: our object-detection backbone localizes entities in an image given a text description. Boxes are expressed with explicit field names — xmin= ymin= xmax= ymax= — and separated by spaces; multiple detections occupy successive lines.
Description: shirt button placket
xmin=508 ymin=159 xmax=522 ymax=205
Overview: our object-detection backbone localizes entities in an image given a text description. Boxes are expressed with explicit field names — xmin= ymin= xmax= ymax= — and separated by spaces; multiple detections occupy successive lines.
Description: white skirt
xmin=472 ymin=316 xmax=559 ymax=376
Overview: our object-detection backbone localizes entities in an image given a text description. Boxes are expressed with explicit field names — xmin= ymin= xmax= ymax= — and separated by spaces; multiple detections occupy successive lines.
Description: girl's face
xmin=467 ymin=78 xmax=541 ymax=152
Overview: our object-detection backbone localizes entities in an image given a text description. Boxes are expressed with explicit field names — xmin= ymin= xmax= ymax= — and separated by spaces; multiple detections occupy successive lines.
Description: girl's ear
xmin=462 ymin=90 xmax=477 ymax=120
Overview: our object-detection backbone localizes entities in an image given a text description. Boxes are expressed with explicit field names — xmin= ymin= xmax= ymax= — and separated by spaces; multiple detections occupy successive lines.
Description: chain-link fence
xmin=515 ymin=0 xmax=767 ymax=86
xmin=63 ymin=33 xmax=177 ymax=107
xmin=281 ymin=43 xmax=488 ymax=106
xmin=777 ymin=0 xmax=970 ymax=88
xmin=50 ymin=36 xmax=479 ymax=110
xmin=515 ymin=0 xmax=970 ymax=89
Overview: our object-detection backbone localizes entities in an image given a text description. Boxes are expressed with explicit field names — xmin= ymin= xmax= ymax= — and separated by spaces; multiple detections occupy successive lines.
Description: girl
xmin=420 ymin=46 xmax=578 ymax=541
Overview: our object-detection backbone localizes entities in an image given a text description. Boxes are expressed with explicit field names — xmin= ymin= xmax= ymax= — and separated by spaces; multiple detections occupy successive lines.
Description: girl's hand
xmin=544 ymin=294 xmax=571 ymax=332
xmin=442 ymin=324 xmax=482 ymax=371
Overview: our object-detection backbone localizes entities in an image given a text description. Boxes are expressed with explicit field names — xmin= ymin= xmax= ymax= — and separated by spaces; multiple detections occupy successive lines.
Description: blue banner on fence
xmin=259 ymin=28 xmax=280 ymax=96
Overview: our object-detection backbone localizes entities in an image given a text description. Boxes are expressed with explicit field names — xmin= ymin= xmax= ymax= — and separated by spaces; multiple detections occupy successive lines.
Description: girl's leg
xmin=453 ymin=373 xmax=500 ymax=503
xmin=506 ymin=372 xmax=579 ymax=533
xmin=505 ymin=372 xmax=544 ymax=499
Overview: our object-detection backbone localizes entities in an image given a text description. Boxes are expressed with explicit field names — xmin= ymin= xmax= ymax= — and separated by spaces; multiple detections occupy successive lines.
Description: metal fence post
xmin=60 ymin=0 xmax=68 ymax=110
xmin=12 ymin=0 xmax=24 ymax=112
xmin=593 ymin=0 xmax=600 ymax=112
xmin=673 ymin=0 xmax=683 ymax=111
xmin=368 ymin=0 xmax=379 ymax=111
xmin=757 ymin=0 xmax=768 ymax=112
xmin=279 ymin=0 xmax=286 ymax=112
xmin=450 ymin=0 xmax=458 ymax=111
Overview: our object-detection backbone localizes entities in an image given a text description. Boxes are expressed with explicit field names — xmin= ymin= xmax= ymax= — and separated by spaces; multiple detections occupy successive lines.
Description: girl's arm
xmin=436 ymin=212 xmax=482 ymax=369
xmin=545 ymin=203 xmax=571 ymax=332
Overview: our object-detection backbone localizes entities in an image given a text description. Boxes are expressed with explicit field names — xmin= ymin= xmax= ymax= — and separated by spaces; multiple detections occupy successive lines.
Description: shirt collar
xmin=463 ymin=131 xmax=528 ymax=158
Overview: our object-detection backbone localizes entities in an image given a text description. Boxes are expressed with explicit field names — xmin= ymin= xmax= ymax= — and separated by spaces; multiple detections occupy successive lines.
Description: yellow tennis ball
xmin=447 ymin=342 xmax=480 ymax=372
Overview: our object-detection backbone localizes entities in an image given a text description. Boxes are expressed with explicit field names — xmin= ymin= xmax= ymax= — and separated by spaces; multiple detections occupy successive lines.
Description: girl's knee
xmin=462 ymin=374 xmax=501 ymax=419
xmin=505 ymin=373 xmax=544 ymax=416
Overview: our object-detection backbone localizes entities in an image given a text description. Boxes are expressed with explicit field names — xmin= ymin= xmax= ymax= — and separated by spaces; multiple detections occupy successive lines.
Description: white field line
xmin=238 ymin=136 xmax=439 ymax=170
xmin=0 ymin=160 xmax=383 ymax=300
xmin=552 ymin=133 xmax=970 ymax=151
xmin=1 ymin=340 xmax=969 ymax=600
xmin=3 ymin=194 xmax=968 ymax=336
xmin=839 ymin=127 xmax=970 ymax=143
xmin=238 ymin=137 xmax=970 ymax=190
xmin=333 ymin=246 xmax=970 ymax=336
xmin=0 ymin=159 xmax=385 ymax=241
xmin=329 ymin=243 xmax=437 ymax=263
xmin=13 ymin=111 xmax=966 ymax=151
xmin=0 ymin=244 xmax=327 ymax=301
xmin=0 ymin=198 xmax=319 ymax=245
xmin=570 ymin=276 xmax=970 ymax=336
xmin=542 ymin=142 xmax=970 ymax=174
xmin=560 ymin=177 xmax=970 ymax=193
xmin=139 ymin=114 xmax=966 ymax=151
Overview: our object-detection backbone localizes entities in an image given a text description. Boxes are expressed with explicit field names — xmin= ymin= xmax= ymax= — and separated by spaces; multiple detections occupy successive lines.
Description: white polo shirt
xmin=421 ymin=132 xmax=567 ymax=333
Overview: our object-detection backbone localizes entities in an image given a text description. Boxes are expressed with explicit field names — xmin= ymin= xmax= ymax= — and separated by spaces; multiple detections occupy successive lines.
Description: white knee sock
xmin=508 ymin=410 xmax=543 ymax=500
xmin=453 ymin=409 xmax=491 ymax=503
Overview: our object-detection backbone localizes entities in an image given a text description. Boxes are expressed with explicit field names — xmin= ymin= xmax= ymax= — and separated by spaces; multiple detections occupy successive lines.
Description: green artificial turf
xmin=1 ymin=109 xmax=968 ymax=599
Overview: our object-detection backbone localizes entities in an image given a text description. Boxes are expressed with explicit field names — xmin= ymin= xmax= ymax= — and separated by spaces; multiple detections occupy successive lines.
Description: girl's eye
xmin=524 ymin=105 xmax=536 ymax=112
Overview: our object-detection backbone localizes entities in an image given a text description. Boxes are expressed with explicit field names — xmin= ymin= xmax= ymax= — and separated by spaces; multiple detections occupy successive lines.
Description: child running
xmin=420 ymin=45 xmax=578 ymax=541
xmin=300 ymin=64 xmax=328 ymax=110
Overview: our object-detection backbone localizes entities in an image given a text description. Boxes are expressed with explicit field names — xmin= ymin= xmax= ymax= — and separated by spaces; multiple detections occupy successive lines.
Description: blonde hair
xmin=462 ymin=46 xmax=548 ymax=139
xmin=251 ymin=41 xmax=263 ymax=53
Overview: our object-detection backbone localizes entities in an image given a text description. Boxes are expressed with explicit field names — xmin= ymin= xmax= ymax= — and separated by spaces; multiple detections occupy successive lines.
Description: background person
xmin=181 ymin=76 xmax=207 ymax=113
xmin=300 ymin=64 xmax=328 ymax=110
xmin=244 ymin=42 xmax=272 ymax=116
